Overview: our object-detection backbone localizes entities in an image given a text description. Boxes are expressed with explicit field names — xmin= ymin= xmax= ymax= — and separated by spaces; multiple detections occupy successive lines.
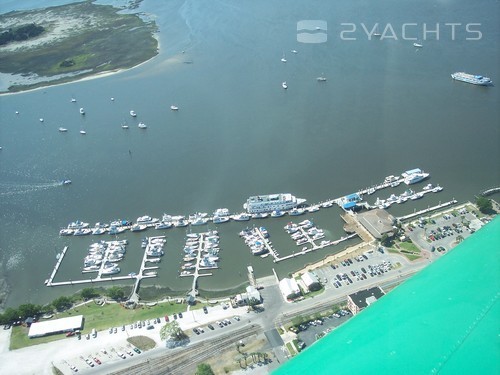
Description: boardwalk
xmin=397 ymin=199 xmax=458 ymax=221
xmin=481 ymin=186 xmax=500 ymax=196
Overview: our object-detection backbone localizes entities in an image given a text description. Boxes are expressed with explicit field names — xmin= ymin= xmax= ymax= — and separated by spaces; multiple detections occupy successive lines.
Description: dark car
xmin=192 ymin=328 xmax=200 ymax=335
xmin=178 ymin=312 xmax=183 ymax=318
xmin=173 ymin=314 xmax=177 ymax=320
xmin=207 ymin=324 xmax=215 ymax=330
xmin=146 ymin=325 xmax=154 ymax=330
xmin=133 ymin=347 xmax=141 ymax=354
xmin=203 ymin=306 xmax=208 ymax=314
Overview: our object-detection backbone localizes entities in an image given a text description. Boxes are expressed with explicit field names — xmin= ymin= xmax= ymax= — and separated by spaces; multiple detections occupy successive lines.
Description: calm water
xmin=0 ymin=0 xmax=498 ymax=308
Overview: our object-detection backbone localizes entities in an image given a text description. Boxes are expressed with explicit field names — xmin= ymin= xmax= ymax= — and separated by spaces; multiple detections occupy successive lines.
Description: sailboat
xmin=413 ymin=42 xmax=423 ymax=48
xmin=281 ymin=53 xmax=287 ymax=63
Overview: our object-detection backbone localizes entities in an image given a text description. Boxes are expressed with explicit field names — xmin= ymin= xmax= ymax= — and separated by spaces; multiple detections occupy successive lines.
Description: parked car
xmin=207 ymin=324 xmax=215 ymax=330
xmin=203 ymin=306 xmax=208 ymax=314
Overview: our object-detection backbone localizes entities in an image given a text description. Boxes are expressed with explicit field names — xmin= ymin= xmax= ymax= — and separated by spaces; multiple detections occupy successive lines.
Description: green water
xmin=274 ymin=216 xmax=500 ymax=374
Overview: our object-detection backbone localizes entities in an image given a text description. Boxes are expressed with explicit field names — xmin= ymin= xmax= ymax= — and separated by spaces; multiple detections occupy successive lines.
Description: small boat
xmin=80 ymin=130 xmax=86 ymax=135
xmin=130 ymin=110 xmax=137 ymax=117
xmin=413 ymin=43 xmax=423 ymax=48
xmin=111 ymin=97 xmax=115 ymax=101
xmin=271 ymin=210 xmax=286 ymax=217
xmin=138 ymin=122 xmax=147 ymax=129
xmin=291 ymin=49 xmax=298 ymax=54
xmin=121 ymin=124 xmax=129 ymax=129
xmin=39 ymin=118 xmax=44 ymax=122
xmin=79 ymin=108 xmax=85 ymax=115
xmin=316 ymin=76 xmax=327 ymax=82
xmin=61 ymin=179 xmax=72 ymax=185
xmin=71 ymin=98 xmax=77 ymax=103
xmin=281 ymin=53 xmax=287 ymax=63
xmin=58 ymin=127 xmax=68 ymax=132
xmin=170 ymin=105 xmax=179 ymax=111
xmin=282 ymin=81 xmax=288 ymax=89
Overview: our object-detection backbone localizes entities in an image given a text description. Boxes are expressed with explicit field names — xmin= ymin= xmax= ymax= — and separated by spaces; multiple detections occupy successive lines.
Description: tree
xmin=106 ymin=286 xmax=125 ymax=300
xmin=160 ymin=321 xmax=189 ymax=349
xmin=17 ymin=303 xmax=42 ymax=319
xmin=52 ymin=296 xmax=72 ymax=311
xmin=80 ymin=287 xmax=99 ymax=300
xmin=195 ymin=363 xmax=215 ymax=375
xmin=476 ymin=196 xmax=494 ymax=214
xmin=0 ymin=307 xmax=19 ymax=324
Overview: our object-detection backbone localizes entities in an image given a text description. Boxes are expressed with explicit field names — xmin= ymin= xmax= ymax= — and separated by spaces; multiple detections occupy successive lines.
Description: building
xmin=347 ymin=286 xmax=385 ymax=315
xmin=357 ymin=208 xmax=396 ymax=239
xmin=235 ymin=285 xmax=262 ymax=306
xmin=28 ymin=315 xmax=84 ymax=338
xmin=279 ymin=277 xmax=301 ymax=300
xmin=300 ymin=272 xmax=321 ymax=292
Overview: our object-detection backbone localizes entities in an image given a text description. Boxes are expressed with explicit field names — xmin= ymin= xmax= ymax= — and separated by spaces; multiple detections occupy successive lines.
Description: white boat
xmin=80 ymin=130 xmax=86 ymax=135
xmin=122 ymin=124 xmax=129 ymax=129
xmin=130 ymin=110 xmax=137 ymax=117
xmin=271 ymin=210 xmax=286 ymax=217
xmin=59 ymin=228 xmax=74 ymax=236
xmin=39 ymin=118 xmax=44 ymax=122
xmin=451 ymin=72 xmax=492 ymax=86
xmin=138 ymin=122 xmax=147 ymax=129
xmin=232 ymin=213 xmax=251 ymax=221
xmin=213 ymin=216 xmax=230 ymax=224
xmin=251 ymin=212 xmax=269 ymax=219
xmin=291 ymin=49 xmax=298 ymax=54
xmin=413 ymin=43 xmax=423 ymax=48
xmin=58 ymin=127 xmax=68 ymax=132
xmin=404 ymin=172 xmax=429 ymax=185
xmin=316 ymin=76 xmax=327 ymax=82
xmin=73 ymin=228 xmax=92 ymax=236
xmin=282 ymin=81 xmax=288 ymax=89
xmin=102 ymin=266 xmax=120 ymax=276
xmin=281 ymin=53 xmax=287 ymax=63
xmin=71 ymin=98 xmax=77 ymax=103
xmin=61 ymin=179 xmax=72 ymax=185
xmin=289 ymin=208 xmax=306 ymax=216
xmin=244 ymin=193 xmax=306 ymax=214
xmin=130 ymin=224 xmax=147 ymax=232
xmin=170 ymin=105 xmax=179 ymax=111
xmin=79 ymin=108 xmax=85 ymax=115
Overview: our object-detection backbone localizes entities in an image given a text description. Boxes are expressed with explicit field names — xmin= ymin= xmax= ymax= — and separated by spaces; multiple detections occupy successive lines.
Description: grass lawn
xmin=9 ymin=300 xmax=190 ymax=350
xmin=398 ymin=241 xmax=421 ymax=253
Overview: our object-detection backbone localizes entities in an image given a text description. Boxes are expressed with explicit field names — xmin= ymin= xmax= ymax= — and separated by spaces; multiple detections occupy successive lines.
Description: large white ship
xmin=402 ymin=168 xmax=430 ymax=185
xmin=244 ymin=193 xmax=306 ymax=214
xmin=451 ymin=72 xmax=492 ymax=86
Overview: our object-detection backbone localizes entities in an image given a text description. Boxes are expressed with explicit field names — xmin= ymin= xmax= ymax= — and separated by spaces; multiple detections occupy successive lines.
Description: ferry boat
xmin=244 ymin=193 xmax=306 ymax=214
xmin=451 ymin=72 xmax=492 ymax=86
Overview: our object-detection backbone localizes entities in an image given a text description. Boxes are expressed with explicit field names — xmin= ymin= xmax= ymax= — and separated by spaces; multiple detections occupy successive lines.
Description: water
xmin=0 ymin=0 xmax=498 ymax=308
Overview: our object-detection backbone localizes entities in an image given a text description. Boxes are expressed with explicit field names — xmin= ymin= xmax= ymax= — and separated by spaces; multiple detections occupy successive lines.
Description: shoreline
xmin=0 ymin=2 xmax=161 ymax=96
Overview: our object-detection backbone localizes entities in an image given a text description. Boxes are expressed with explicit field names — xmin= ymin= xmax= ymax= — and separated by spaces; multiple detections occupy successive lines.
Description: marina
xmin=56 ymin=168 xmax=442 ymax=238
xmin=179 ymin=231 xmax=221 ymax=301
xmin=45 ymin=168 xmax=446 ymax=292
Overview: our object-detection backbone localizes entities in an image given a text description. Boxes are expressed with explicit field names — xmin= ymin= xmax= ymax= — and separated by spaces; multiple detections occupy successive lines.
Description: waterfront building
xmin=279 ymin=278 xmax=301 ymax=300
xmin=357 ymin=209 xmax=396 ymax=239
xmin=347 ymin=286 xmax=385 ymax=315
xmin=301 ymin=272 xmax=321 ymax=292
xmin=235 ymin=285 xmax=262 ymax=306
xmin=28 ymin=315 xmax=84 ymax=338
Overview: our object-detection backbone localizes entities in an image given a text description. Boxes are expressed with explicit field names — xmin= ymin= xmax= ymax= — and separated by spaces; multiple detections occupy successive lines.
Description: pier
xmin=179 ymin=232 xmax=219 ymax=300
xmin=397 ymin=199 xmax=458 ymax=221
xmin=481 ymin=186 xmax=500 ymax=197
xmin=45 ymin=246 xmax=68 ymax=285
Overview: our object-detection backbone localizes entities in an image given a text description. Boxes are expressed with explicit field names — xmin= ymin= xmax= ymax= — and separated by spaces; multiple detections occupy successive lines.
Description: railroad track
xmin=108 ymin=325 xmax=261 ymax=375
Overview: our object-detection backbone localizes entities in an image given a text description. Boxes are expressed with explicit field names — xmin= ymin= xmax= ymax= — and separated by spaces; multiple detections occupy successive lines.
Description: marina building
xmin=357 ymin=209 xmax=396 ymax=239
xmin=235 ymin=285 xmax=262 ymax=306
xmin=28 ymin=315 xmax=84 ymax=338
xmin=279 ymin=277 xmax=301 ymax=300
xmin=347 ymin=286 xmax=385 ymax=315
xmin=300 ymin=272 xmax=321 ymax=292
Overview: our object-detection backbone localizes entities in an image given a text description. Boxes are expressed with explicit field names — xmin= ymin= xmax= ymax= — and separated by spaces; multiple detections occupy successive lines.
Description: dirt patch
xmin=127 ymin=335 xmax=157 ymax=351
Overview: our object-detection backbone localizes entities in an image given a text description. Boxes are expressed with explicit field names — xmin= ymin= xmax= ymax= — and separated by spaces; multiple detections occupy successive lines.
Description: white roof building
xmin=279 ymin=277 xmax=301 ymax=300
xmin=28 ymin=315 xmax=84 ymax=338
xmin=301 ymin=272 xmax=321 ymax=291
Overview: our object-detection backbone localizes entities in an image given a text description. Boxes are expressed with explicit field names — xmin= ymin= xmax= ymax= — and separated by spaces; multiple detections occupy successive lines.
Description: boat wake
xmin=0 ymin=181 xmax=63 ymax=196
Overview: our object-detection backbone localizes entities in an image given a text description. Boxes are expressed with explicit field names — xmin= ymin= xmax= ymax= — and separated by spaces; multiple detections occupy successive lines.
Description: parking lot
xmin=406 ymin=205 xmax=484 ymax=253
xmin=295 ymin=311 xmax=352 ymax=348
xmin=306 ymin=249 xmax=404 ymax=295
